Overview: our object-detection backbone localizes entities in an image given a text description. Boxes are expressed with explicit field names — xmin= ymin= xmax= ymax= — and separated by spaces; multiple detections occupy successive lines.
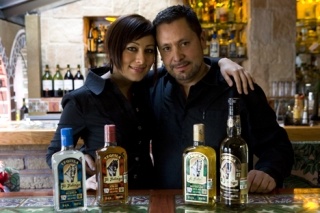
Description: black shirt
xmin=46 ymin=67 xmax=155 ymax=189
xmin=150 ymin=57 xmax=294 ymax=189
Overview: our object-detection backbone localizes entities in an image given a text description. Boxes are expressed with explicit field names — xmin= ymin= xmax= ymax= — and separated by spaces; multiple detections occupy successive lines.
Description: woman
xmin=46 ymin=14 xmax=253 ymax=190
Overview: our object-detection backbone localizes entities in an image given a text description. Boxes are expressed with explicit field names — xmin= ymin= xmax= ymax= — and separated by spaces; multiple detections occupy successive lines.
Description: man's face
xmin=156 ymin=18 xmax=207 ymax=85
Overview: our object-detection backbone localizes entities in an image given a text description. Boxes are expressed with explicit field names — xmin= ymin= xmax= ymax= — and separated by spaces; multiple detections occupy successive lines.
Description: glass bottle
xmin=293 ymin=94 xmax=302 ymax=125
xmin=210 ymin=32 xmax=220 ymax=57
xmin=20 ymin=98 xmax=28 ymax=121
xmin=41 ymin=64 xmax=53 ymax=97
xmin=228 ymin=32 xmax=237 ymax=58
xmin=53 ymin=64 xmax=64 ymax=97
xmin=96 ymin=124 xmax=128 ymax=206
xmin=220 ymin=98 xmax=248 ymax=210
xmin=219 ymin=30 xmax=228 ymax=58
xmin=52 ymin=128 xmax=87 ymax=212
xmin=64 ymin=64 xmax=74 ymax=95
xmin=74 ymin=64 xmax=84 ymax=90
xmin=183 ymin=123 xmax=217 ymax=205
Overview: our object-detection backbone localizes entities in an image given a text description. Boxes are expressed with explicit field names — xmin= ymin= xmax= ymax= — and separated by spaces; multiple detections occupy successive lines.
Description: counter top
xmin=1 ymin=188 xmax=320 ymax=212
xmin=0 ymin=121 xmax=319 ymax=145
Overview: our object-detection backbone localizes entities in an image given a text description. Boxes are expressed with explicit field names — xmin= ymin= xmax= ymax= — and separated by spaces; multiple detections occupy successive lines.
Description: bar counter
xmin=0 ymin=121 xmax=319 ymax=145
xmin=1 ymin=188 xmax=320 ymax=212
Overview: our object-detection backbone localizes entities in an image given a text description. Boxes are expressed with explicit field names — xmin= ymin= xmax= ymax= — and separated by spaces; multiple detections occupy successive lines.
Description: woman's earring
xmin=110 ymin=62 xmax=113 ymax=74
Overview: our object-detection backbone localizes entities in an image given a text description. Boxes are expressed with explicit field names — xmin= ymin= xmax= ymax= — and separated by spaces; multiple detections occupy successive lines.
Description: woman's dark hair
xmin=105 ymin=14 xmax=157 ymax=73
xmin=152 ymin=5 xmax=202 ymax=39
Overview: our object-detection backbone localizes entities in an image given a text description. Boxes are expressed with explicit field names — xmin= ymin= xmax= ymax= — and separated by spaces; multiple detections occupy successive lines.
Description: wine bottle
xmin=183 ymin=123 xmax=217 ymax=205
xmin=96 ymin=124 xmax=128 ymax=206
xmin=51 ymin=128 xmax=87 ymax=212
xmin=220 ymin=98 xmax=248 ymax=210
xmin=41 ymin=64 xmax=53 ymax=97
xmin=64 ymin=64 xmax=74 ymax=94
xmin=53 ymin=64 xmax=64 ymax=97
xmin=74 ymin=64 xmax=84 ymax=90
xmin=20 ymin=98 xmax=28 ymax=120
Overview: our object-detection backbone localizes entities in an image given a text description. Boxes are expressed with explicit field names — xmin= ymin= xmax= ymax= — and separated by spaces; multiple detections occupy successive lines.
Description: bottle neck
xmin=61 ymin=145 xmax=74 ymax=151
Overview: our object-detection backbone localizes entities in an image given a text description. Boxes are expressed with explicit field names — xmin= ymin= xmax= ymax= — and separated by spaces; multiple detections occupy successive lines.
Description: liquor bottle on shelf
xmin=183 ymin=123 xmax=216 ymax=205
xmin=219 ymin=30 xmax=229 ymax=57
xmin=41 ymin=64 xmax=53 ymax=97
xmin=227 ymin=0 xmax=235 ymax=22
xmin=20 ymin=98 xmax=28 ymax=121
xmin=210 ymin=32 xmax=220 ymax=57
xmin=228 ymin=32 xmax=237 ymax=58
xmin=96 ymin=124 xmax=128 ymax=206
xmin=74 ymin=64 xmax=84 ymax=90
xmin=52 ymin=128 xmax=87 ymax=212
xmin=220 ymin=98 xmax=248 ymax=210
xmin=293 ymin=94 xmax=302 ymax=125
xmin=87 ymin=23 xmax=97 ymax=53
xmin=63 ymin=64 xmax=74 ymax=94
xmin=53 ymin=64 xmax=64 ymax=97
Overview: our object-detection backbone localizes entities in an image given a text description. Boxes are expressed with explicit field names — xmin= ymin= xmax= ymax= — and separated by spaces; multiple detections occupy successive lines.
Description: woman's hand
xmin=86 ymin=174 xmax=97 ymax=191
xmin=218 ymin=58 xmax=255 ymax=94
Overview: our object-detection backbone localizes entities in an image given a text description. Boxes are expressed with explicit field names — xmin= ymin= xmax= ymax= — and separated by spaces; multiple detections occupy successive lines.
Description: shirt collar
xmin=85 ymin=66 xmax=110 ymax=95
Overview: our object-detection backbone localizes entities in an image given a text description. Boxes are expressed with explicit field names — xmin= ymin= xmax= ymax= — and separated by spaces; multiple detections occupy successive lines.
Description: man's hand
xmin=86 ymin=174 xmax=97 ymax=190
xmin=247 ymin=170 xmax=276 ymax=193
xmin=218 ymin=58 xmax=255 ymax=94
xmin=84 ymin=154 xmax=96 ymax=176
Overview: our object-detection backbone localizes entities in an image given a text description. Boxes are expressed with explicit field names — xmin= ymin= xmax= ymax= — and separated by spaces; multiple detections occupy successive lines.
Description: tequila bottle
xmin=183 ymin=123 xmax=217 ymax=205
xmin=52 ymin=128 xmax=87 ymax=212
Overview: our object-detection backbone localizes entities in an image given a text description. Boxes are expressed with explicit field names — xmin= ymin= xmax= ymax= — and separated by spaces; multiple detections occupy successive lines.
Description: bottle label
xmin=220 ymin=153 xmax=248 ymax=202
xmin=64 ymin=79 xmax=73 ymax=91
xmin=101 ymin=153 xmax=127 ymax=202
xmin=74 ymin=79 xmax=84 ymax=90
xmin=57 ymin=158 xmax=85 ymax=209
xmin=184 ymin=152 xmax=211 ymax=204
xmin=54 ymin=80 xmax=64 ymax=90
xmin=42 ymin=80 xmax=53 ymax=90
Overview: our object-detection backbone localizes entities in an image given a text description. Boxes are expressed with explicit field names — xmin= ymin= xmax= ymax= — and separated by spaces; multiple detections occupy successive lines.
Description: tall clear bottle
xmin=64 ymin=64 xmax=74 ymax=95
xmin=52 ymin=128 xmax=87 ymax=212
xmin=74 ymin=64 xmax=84 ymax=90
xmin=41 ymin=64 xmax=53 ymax=97
xmin=183 ymin=123 xmax=216 ymax=205
xmin=220 ymin=98 xmax=248 ymax=210
xmin=210 ymin=32 xmax=220 ymax=57
xmin=96 ymin=124 xmax=128 ymax=206
xmin=53 ymin=64 xmax=64 ymax=97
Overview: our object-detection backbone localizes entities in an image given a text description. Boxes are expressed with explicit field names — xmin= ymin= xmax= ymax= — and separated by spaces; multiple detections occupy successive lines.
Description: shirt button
xmin=134 ymin=174 xmax=138 ymax=179
xmin=138 ymin=126 xmax=142 ymax=130
xmin=138 ymin=141 xmax=142 ymax=145
xmin=135 ymin=157 xmax=139 ymax=161
xmin=136 ymin=107 xmax=139 ymax=112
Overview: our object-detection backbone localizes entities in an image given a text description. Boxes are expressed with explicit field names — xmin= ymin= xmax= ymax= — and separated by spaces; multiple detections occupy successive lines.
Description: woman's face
xmin=116 ymin=35 xmax=155 ymax=82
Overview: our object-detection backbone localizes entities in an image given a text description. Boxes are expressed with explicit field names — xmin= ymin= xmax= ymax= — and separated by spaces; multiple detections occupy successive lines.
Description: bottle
xmin=87 ymin=24 xmax=97 ymax=53
xmin=210 ymin=32 xmax=220 ymax=57
xmin=51 ymin=128 xmax=87 ymax=212
xmin=74 ymin=64 xmax=84 ymax=90
xmin=284 ymin=105 xmax=294 ymax=126
xmin=20 ymin=98 xmax=28 ymax=120
xmin=228 ymin=0 xmax=235 ymax=22
xmin=219 ymin=30 xmax=228 ymax=57
xmin=53 ymin=64 xmax=64 ymax=97
xmin=41 ymin=64 xmax=53 ymax=97
xmin=220 ymin=98 xmax=248 ymax=210
xmin=63 ymin=64 xmax=74 ymax=94
xmin=301 ymin=97 xmax=309 ymax=125
xmin=228 ymin=32 xmax=237 ymax=58
xmin=96 ymin=124 xmax=128 ymax=206
xmin=293 ymin=94 xmax=302 ymax=125
xmin=183 ymin=123 xmax=216 ymax=205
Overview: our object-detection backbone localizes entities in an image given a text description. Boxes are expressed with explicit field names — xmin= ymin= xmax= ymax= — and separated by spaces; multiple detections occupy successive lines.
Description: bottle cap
xmin=61 ymin=128 xmax=73 ymax=147
xmin=105 ymin=124 xmax=116 ymax=143
xmin=193 ymin=123 xmax=205 ymax=142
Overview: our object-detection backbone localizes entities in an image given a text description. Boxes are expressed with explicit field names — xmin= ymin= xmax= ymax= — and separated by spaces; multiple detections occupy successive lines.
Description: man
xmin=151 ymin=5 xmax=293 ymax=193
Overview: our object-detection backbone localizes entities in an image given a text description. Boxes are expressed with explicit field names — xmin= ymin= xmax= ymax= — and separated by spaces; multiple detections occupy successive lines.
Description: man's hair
xmin=106 ymin=14 xmax=157 ymax=71
xmin=152 ymin=5 xmax=203 ymax=38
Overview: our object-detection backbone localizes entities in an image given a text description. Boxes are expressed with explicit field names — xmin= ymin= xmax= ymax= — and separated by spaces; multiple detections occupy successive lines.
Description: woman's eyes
xmin=126 ymin=47 xmax=154 ymax=54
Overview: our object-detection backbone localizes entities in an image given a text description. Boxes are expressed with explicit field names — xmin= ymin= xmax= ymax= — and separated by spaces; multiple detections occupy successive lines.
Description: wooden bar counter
xmin=1 ymin=188 xmax=320 ymax=212
xmin=0 ymin=121 xmax=319 ymax=145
